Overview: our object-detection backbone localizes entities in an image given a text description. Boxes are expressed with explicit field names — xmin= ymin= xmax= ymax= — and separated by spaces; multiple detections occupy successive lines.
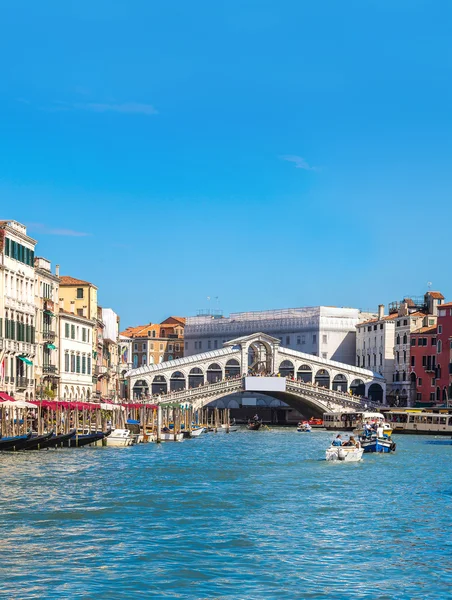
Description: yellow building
xmin=59 ymin=276 xmax=98 ymax=321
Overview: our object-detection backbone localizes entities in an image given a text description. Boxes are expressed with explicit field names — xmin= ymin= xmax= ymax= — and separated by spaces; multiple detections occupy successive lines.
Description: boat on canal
xmin=160 ymin=430 xmax=184 ymax=442
xmin=325 ymin=443 xmax=364 ymax=462
xmin=220 ymin=423 xmax=239 ymax=432
xmin=324 ymin=411 xmax=389 ymax=432
xmin=0 ymin=432 xmax=32 ymax=451
xmin=385 ymin=409 xmax=452 ymax=435
xmin=247 ymin=420 xmax=262 ymax=431
xmin=105 ymin=428 xmax=134 ymax=447
xmin=62 ymin=431 xmax=108 ymax=448
xmin=297 ymin=421 xmax=312 ymax=432
xmin=359 ymin=434 xmax=396 ymax=453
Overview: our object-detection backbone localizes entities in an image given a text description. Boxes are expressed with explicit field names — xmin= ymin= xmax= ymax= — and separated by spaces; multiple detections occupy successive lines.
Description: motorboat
xmin=189 ymin=426 xmax=204 ymax=437
xmin=359 ymin=433 xmax=396 ymax=453
xmin=220 ymin=424 xmax=239 ymax=432
xmin=297 ymin=422 xmax=312 ymax=432
xmin=325 ymin=443 xmax=364 ymax=462
xmin=104 ymin=428 xmax=134 ymax=447
xmin=159 ymin=431 xmax=184 ymax=442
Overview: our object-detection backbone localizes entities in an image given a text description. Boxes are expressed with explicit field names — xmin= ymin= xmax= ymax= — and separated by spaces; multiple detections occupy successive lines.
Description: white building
xmin=185 ymin=306 xmax=376 ymax=365
xmin=118 ymin=335 xmax=132 ymax=398
xmin=34 ymin=257 xmax=60 ymax=400
xmin=356 ymin=304 xmax=396 ymax=402
xmin=58 ymin=309 xmax=96 ymax=401
xmin=0 ymin=220 xmax=37 ymax=400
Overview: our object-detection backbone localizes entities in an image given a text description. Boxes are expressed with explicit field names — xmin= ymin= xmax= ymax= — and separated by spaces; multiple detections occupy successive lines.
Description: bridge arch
xmin=189 ymin=367 xmax=204 ymax=388
xmin=279 ymin=360 xmax=295 ymax=378
xmin=332 ymin=373 xmax=348 ymax=393
xmin=350 ymin=378 xmax=365 ymax=396
xmin=297 ymin=364 xmax=312 ymax=383
xmin=367 ymin=382 xmax=384 ymax=403
xmin=152 ymin=375 xmax=167 ymax=395
xmin=315 ymin=368 xmax=331 ymax=389
xmin=133 ymin=379 xmax=149 ymax=399
xmin=248 ymin=340 xmax=272 ymax=373
xmin=170 ymin=371 xmax=186 ymax=392
xmin=225 ymin=359 xmax=240 ymax=378
xmin=207 ymin=363 xmax=223 ymax=384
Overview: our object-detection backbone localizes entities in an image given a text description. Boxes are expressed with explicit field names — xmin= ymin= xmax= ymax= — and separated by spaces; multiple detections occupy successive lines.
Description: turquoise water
xmin=1 ymin=429 xmax=452 ymax=599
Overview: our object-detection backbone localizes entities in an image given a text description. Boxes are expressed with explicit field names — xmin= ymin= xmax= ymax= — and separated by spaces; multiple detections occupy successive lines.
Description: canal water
xmin=0 ymin=429 xmax=451 ymax=599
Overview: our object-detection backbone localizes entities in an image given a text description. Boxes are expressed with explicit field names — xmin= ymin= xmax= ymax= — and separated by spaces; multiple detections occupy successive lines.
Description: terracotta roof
xmin=428 ymin=291 xmax=445 ymax=299
xmin=408 ymin=311 xmax=428 ymax=318
xmin=59 ymin=308 xmax=94 ymax=322
xmin=60 ymin=276 xmax=97 ymax=287
xmin=357 ymin=314 xmax=397 ymax=327
xmin=438 ymin=302 xmax=452 ymax=309
xmin=412 ymin=325 xmax=437 ymax=334
xmin=161 ymin=316 xmax=186 ymax=325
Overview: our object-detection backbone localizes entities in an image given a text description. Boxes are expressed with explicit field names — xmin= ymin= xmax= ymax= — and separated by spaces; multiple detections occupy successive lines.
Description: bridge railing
xmin=154 ymin=377 xmax=243 ymax=405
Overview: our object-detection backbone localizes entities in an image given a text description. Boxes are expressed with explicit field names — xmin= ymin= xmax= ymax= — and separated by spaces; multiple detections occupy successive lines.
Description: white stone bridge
xmin=126 ymin=333 xmax=385 ymax=417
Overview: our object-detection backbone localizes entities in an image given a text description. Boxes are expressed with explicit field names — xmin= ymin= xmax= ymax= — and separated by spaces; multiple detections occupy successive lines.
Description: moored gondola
xmin=24 ymin=430 xmax=75 ymax=451
xmin=3 ymin=431 xmax=55 ymax=452
xmin=0 ymin=433 xmax=32 ymax=451
xmin=61 ymin=431 xmax=106 ymax=448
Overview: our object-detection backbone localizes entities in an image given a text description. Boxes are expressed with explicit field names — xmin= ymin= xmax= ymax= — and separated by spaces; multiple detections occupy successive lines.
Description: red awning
xmin=0 ymin=392 xmax=15 ymax=402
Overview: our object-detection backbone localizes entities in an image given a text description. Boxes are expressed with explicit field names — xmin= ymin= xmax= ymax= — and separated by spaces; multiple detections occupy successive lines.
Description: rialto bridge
xmin=125 ymin=333 xmax=386 ymax=417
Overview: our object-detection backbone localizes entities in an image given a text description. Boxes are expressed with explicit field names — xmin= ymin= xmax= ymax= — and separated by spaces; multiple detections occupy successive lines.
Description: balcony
xmin=43 ymin=330 xmax=56 ymax=342
xmin=16 ymin=377 xmax=30 ymax=389
xmin=43 ymin=365 xmax=57 ymax=374
xmin=95 ymin=365 xmax=108 ymax=376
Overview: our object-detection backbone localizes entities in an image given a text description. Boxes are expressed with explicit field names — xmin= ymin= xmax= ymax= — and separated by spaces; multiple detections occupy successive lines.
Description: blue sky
xmin=1 ymin=0 xmax=451 ymax=328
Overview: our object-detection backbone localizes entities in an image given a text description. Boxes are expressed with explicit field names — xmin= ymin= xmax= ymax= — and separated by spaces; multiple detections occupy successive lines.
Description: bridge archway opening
xmin=279 ymin=360 xmax=294 ymax=378
xmin=225 ymin=359 xmax=240 ymax=378
xmin=133 ymin=379 xmax=149 ymax=399
xmin=315 ymin=369 xmax=330 ymax=389
xmin=207 ymin=363 xmax=223 ymax=384
xmin=189 ymin=367 xmax=204 ymax=388
xmin=170 ymin=371 xmax=186 ymax=392
xmin=152 ymin=375 xmax=167 ymax=395
xmin=228 ymin=399 xmax=240 ymax=409
xmin=368 ymin=383 xmax=384 ymax=403
xmin=248 ymin=341 xmax=272 ymax=374
xmin=332 ymin=374 xmax=348 ymax=393
xmin=297 ymin=365 xmax=312 ymax=383
xmin=350 ymin=379 xmax=365 ymax=396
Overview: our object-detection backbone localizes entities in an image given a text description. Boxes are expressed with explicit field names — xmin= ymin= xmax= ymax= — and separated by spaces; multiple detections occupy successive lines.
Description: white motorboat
xmin=220 ymin=424 xmax=239 ymax=432
xmin=105 ymin=428 xmax=134 ymax=447
xmin=297 ymin=422 xmax=312 ymax=432
xmin=325 ymin=444 xmax=364 ymax=462
xmin=190 ymin=427 xmax=204 ymax=437
xmin=159 ymin=432 xmax=184 ymax=442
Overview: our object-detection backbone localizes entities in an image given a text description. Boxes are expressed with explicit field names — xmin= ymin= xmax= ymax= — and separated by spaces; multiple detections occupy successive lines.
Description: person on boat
xmin=348 ymin=435 xmax=359 ymax=448
xmin=332 ymin=434 xmax=343 ymax=447
xmin=376 ymin=423 xmax=384 ymax=438
xmin=253 ymin=414 xmax=260 ymax=422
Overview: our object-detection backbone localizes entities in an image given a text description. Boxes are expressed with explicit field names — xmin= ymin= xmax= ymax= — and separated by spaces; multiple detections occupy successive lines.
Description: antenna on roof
xmin=427 ymin=281 xmax=432 ymax=291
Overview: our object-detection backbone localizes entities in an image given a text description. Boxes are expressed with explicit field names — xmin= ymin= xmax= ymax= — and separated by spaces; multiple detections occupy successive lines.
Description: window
xmin=396 ymin=351 xmax=400 ymax=364
xmin=142 ymin=356 xmax=147 ymax=365
xmin=65 ymin=353 xmax=69 ymax=372
xmin=87 ymin=356 xmax=91 ymax=374
xmin=71 ymin=355 xmax=75 ymax=372
xmin=159 ymin=343 xmax=164 ymax=351
xmin=411 ymin=338 xmax=416 ymax=346
xmin=185 ymin=342 xmax=188 ymax=349
xmin=152 ymin=331 xmax=156 ymax=338
xmin=439 ymin=325 xmax=443 ymax=334
xmin=87 ymin=329 xmax=90 ymax=343
xmin=432 ymin=338 xmax=437 ymax=346
xmin=175 ymin=343 xmax=180 ymax=351
xmin=322 ymin=335 xmax=327 ymax=344
xmin=82 ymin=328 xmax=86 ymax=342
xmin=356 ymin=355 xmax=360 ymax=367
xmin=403 ymin=350 xmax=406 ymax=363
xmin=134 ymin=343 xmax=138 ymax=350
xmin=301 ymin=335 xmax=306 ymax=345
xmin=396 ymin=335 xmax=400 ymax=345
xmin=438 ymin=340 xmax=442 ymax=353
xmin=297 ymin=336 xmax=301 ymax=345
xmin=397 ymin=321 xmax=400 ymax=327
xmin=82 ymin=355 xmax=86 ymax=374
xmin=367 ymin=326 xmax=371 ymax=332
xmin=313 ymin=334 xmax=317 ymax=344
xmin=403 ymin=319 xmax=408 ymax=326
xmin=150 ymin=343 xmax=154 ymax=350
xmin=76 ymin=288 xmax=84 ymax=299
xmin=199 ymin=341 xmax=202 ymax=349
xmin=379 ymin=353 xmax=382 ymax=366
xmin=142 ymin=343 xmax=146 ymax=351
xmin=429 ymin=319 xmax=435 ymax=326
xmin=77 ymin=308 xmax=83 ymax=316
xmin=71 ymin=325 xmax=75 ymax=339
xmin=286 ymin=336 xmax=290 ymax=345
xmin=418 ymin=378 xmax=422 ymax=386
xmin=430 ymin=393 xmax=435 ymax=402
xmin=65 ymin=323 xmax=69 ymax=338
xmin=208 ymin=340 xmax=211 ymax=349
xmin=76 ymin=355 xmax=80 ymax=373
xmin=411 ymin=356 xmax=415 ymax=367
xmin=403 ymin=334 xmax=407 ymax=345
xmin=168 ymin=344 xmax=173 ymax=352
xmin=214 ymin=340 xmax=218 ymax=349
xmin=194 ymin=341 xmax=198 ymax=349
xmin=380 ymin=324 xmax=383 ymax=330
xmin=322 ymin=352 xmax=327 ymax=359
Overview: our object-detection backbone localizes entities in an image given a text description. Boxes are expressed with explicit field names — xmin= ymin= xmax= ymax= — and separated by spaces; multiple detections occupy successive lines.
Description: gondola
xmin=3 ymin=431 xmax=55 ymax=452
xmin=0 ymin=432 xmax=32 ymax=451
xmin=24 ymin=430 xmax=75 ymax=451
xmin=61 ymin=431 xmax=106 ymax=448
xmin=247 ymin=421 xmax=262 ymax=431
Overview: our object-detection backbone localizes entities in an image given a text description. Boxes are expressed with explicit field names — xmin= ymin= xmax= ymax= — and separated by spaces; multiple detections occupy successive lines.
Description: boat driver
xmin=332 ymin=434 xmax=343 ymax=447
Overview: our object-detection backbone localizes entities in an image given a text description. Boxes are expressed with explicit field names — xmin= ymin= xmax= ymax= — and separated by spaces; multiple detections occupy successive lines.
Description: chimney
xmin=70 ymin=300 xmax=75 ymax=314
xmin=55 ymin=264 xmax=60 ymax=277
xmin=378 ymin=304 xmax=385 ymax=320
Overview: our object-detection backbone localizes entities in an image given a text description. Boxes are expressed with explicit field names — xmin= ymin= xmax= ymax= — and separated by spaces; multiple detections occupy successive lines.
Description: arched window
xmin=437 ymin=340 xmax=442 ymax=353
xmin=396 ymin=335 xmax=400 ymax=345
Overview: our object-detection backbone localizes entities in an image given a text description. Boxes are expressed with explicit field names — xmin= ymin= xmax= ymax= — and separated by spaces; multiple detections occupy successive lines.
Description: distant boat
xmin=159 ymin=431 xmax=184 ymax=442
xmin=220 ymin=424 xmax=239 ymax=432
xmin=247 ymin=421 xmax=262 ymax=431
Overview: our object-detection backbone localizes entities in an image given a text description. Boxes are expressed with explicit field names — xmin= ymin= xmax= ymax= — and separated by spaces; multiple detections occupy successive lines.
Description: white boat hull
xmin=105 ymin=429 xmax=134 ymax=447
xmin=220 ymin=425 xmax=239 ymax=432
xmin=326 ymin=446 xmax=364 ymax=462
xmin=190 ymin=427 xmax=204 ymax=437
xmin=159 ymin=432 xmax=184 ymax=442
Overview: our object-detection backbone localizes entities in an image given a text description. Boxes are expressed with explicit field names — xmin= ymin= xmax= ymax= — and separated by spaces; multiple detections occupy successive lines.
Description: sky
xmin=1 ymin=0 xmax=452 ymax=328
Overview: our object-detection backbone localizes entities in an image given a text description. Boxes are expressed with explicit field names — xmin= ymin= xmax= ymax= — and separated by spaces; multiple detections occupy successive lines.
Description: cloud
xmin=280 ymin=155 xmax=318 ymax=171
xmin=73 ymin=102 xmax=158 ymax=115
xmin=27 ymin=223 xmax=90 ymax=237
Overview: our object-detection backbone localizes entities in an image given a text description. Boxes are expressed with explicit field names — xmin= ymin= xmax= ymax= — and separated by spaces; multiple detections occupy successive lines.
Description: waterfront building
xmin=409 ymin=324 xmax=438 ymax=405
xmin=184 ymin=307 xmax=376 ymax=365
xmin=59 ymin=276 xmax=98 ymax=321
xmin=356 ymin=304 xmax=396 ymax=392
xmin=121 ymin=317 xmax=185 ymax=370
xmin=118 ymin=334 xmax=133 ymax=398
xmin=0 ymin=220 xmax=37 ymax=400
xmin=389 ymin=291 xmax=443 ymax=406
xmin=34 ymin=257 xmax=60 ymax=400
xmin=93 ymin=307 xmax=120 ymax=401
xmin=434 ymin=302 xmax=452 ymax=404
xmin=58 ymin=309 xmax=96 ymax=400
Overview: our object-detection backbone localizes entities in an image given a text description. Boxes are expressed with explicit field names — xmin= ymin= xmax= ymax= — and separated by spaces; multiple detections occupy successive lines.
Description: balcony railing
xmin=43 ymin=365 xmax=57 ymax=374
xmin=16 ymin=377 xmax=30 ymax=388
xmin=43 ymin=330 xmax=56 ymax=341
